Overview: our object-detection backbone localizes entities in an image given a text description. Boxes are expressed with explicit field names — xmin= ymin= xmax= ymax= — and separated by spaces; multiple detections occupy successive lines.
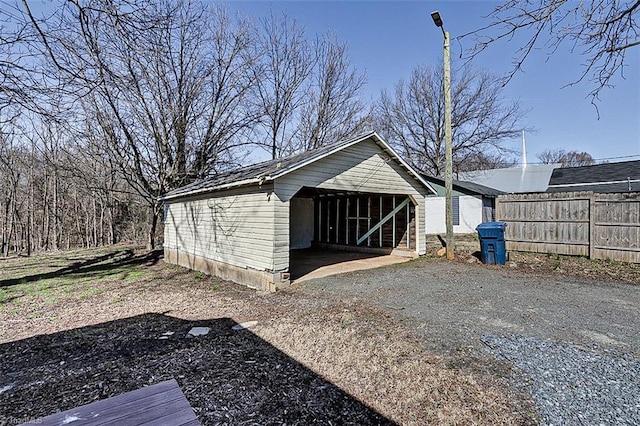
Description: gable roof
xmin=458 ymin=163 xmax=560 ymax=193
xmin=421 ymin=174 xmax=504 ymax=197
xmin=161 ymin=131 xmax=436 ymax=201
xmin=547 ymin=160 xmax=640 ymax=193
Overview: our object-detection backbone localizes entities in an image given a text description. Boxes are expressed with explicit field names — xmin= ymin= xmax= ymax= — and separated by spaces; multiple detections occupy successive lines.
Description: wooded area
xmin=0 ymin=119 xmax=148 ymax=256
xmin=0 ymin=0 xmax=526 ymax=255
xmin=496 ymin=192 xmax=640 ymax=263
xmin=1 ymin=1 xmax=372 ymax=253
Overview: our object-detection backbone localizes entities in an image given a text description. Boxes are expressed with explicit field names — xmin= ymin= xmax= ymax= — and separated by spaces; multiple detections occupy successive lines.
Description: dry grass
xmin=426 ymin=233 xmax=640 ymax=284
xmin=506 ymin=251 xmax=640 ymax=283
xmin=0 ymin=246 xmax=531 ymax=425
xmin=256 ymin=299 xmax=525 ymax=425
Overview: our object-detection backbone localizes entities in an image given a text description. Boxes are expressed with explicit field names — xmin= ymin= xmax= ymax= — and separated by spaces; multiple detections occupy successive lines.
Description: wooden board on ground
xmin=26 ymin=379 xmax=200 ymax=426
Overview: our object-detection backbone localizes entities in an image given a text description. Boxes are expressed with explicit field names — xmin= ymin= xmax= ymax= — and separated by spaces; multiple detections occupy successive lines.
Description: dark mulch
xmin=0 ymin=313 xmax=392 ymax=426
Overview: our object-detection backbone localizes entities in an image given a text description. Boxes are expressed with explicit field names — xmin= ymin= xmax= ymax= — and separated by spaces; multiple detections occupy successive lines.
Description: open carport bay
xmin=287 ymin=188 xmax=421 ymax=284
xmin=288 ymin=247 xmax=411 ymax=283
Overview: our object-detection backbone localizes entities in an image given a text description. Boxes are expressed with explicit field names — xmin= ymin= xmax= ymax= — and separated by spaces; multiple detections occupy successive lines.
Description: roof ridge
xmin=160 ymin=130 xmax=379 ymax=200
xmin=224 ymin=130 xmax=378 ymax=177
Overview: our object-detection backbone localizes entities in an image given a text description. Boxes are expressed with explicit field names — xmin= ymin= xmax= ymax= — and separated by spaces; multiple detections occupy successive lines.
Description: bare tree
xmin=537 ymin=148 xmax=596 ymax=167
xmin=253 ymin=12 xmax=315 ymax=158
xmin=460 ymin=1 xmax=640 ymax=104
xmin=0 ymin=122 xmax=23 ymax=256
xmin=375 ymin=64 xmax=523 ymax=177
xmin=296 ymin=34 xmax=370 ymax=150
xmin=0 ymin=1 xmax=46 ymax=116
xmin=455 ymin=152 xmax=517 ymax=175
xmin=1 ymin=1 xmax=380 ymax=253
xmin=22 ymin=0 xmax=259 ymax=249
xmin=0 ymin=113 xmax=122 ymax=254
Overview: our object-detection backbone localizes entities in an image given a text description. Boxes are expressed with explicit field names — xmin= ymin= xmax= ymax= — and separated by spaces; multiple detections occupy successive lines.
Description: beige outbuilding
xmin=161 ymin=131 xmax=436 ymax=291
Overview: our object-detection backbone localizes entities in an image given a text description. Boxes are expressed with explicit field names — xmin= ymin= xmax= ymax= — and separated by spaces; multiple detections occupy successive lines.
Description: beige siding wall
xmin=164 ymin=184 xmax=277 ymax=272
xmin=274 ymin=138 xmax=428 ymax=254
xmin=273 ymin=196 xmax=290 ymax=272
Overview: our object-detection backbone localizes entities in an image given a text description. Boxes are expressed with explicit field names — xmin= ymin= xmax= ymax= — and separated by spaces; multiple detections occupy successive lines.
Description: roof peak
xmin=162 ymin=130 xmax=429 ymax=201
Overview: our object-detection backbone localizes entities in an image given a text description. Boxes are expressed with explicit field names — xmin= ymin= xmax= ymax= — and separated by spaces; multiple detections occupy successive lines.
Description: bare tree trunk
xmin=73 ymin=186 xmax=82 ymax=247
xmin=52 ymin=173 xmax=59 ymax=250
xmin=92 ymin=193 xmax=97 ymax=247
xmin=108 ymin=200 xmax=116 ymax=245
xmin=43 ymin=173 xmax=49 ymax=250
xmin=6 ymin=186 xmax=16 ymax=256
xmin=99 ymin=199 xmax=104 ymax=246
xmin=85 ymin=214 xmax=90 ymax=248
xmin=27 ymin=145 xmax=34 ymax=256
xmin=1 ymin=191 xmax=9 ymax=257
xmin=147 ymin=201 xmax=163 ymax=250
xmin=27 ymin=196 xmax=32 ymax=256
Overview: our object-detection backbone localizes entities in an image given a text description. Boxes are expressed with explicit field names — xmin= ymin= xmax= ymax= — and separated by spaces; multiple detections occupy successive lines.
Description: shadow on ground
xmin=0 ymin=249 xmax=162 ymax=289
xmin=0 ymin=313 xmax=394 ymax=425
xmin=289 ymin=247 xmax=384 ymax=281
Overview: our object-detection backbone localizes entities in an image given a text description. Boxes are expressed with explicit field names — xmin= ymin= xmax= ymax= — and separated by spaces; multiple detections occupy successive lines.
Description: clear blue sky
xmin=226 ymin=0 xmax=640 ymax=164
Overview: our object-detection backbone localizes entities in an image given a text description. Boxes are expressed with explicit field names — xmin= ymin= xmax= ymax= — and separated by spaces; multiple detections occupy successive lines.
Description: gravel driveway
xmin=301 ymin=259 xmax=640 ymax=425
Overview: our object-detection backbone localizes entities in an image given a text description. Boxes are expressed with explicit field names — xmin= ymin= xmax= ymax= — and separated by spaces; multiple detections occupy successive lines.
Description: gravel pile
xmin=482 ymin=334 xmax=640 ymax=425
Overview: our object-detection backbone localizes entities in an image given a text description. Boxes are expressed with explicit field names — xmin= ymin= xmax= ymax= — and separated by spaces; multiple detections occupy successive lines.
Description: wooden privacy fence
xmin=495 ymin=191 xmax=640 ymax=263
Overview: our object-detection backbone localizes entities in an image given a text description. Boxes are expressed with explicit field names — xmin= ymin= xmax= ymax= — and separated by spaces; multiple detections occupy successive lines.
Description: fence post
xmin=589 ymin=193 xmax=595 ymax=259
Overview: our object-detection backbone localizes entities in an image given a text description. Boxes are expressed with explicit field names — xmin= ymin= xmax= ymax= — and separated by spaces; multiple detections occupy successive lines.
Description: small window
xmin=452 ymin=196 xmax=460 ymax=226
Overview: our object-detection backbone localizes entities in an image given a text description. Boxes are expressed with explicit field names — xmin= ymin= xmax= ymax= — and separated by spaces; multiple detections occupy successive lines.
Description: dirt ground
xmin=0 ymin=244 xmax=637 ymax=425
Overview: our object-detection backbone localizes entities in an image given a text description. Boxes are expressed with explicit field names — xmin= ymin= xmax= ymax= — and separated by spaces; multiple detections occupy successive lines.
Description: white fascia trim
xmin=160 ymin=131 xmax=438 ymax=201
xmin=160 ymin=177 xmax=262 ymax=201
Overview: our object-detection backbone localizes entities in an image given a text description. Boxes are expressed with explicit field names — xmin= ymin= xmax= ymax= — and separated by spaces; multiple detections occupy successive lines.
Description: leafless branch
xmin=375 ymin=64 xmax=524 ymax=176
xmin=459 ymin=0 xmax=639 ymax=103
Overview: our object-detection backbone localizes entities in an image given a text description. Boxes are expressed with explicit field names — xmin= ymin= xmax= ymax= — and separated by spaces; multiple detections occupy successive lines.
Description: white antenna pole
xmin=522 ymin=129 xmax=527 ymax=168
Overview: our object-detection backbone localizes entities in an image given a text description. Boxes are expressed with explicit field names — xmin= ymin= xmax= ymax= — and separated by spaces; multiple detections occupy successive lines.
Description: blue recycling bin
xmin=476 ymin=222 xmax=507 ymax=265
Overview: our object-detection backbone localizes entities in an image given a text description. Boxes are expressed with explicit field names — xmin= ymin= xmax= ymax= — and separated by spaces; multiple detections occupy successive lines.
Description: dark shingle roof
xmin=161 ymin=131 xmax=435 ymax=201
xmin=547 ymin=160 xmax=640 ymax=193
xmin=162 ymin=132 xmax=374 ymax=200
xmin=421 ymin=174 xmax=505 ymax=197
xmin=454 ymin=180 xmax=505 ymax=197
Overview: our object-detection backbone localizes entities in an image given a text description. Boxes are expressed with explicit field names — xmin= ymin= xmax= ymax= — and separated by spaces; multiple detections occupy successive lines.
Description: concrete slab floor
xmin=289 ymin=248 xmax=411 ymax=284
